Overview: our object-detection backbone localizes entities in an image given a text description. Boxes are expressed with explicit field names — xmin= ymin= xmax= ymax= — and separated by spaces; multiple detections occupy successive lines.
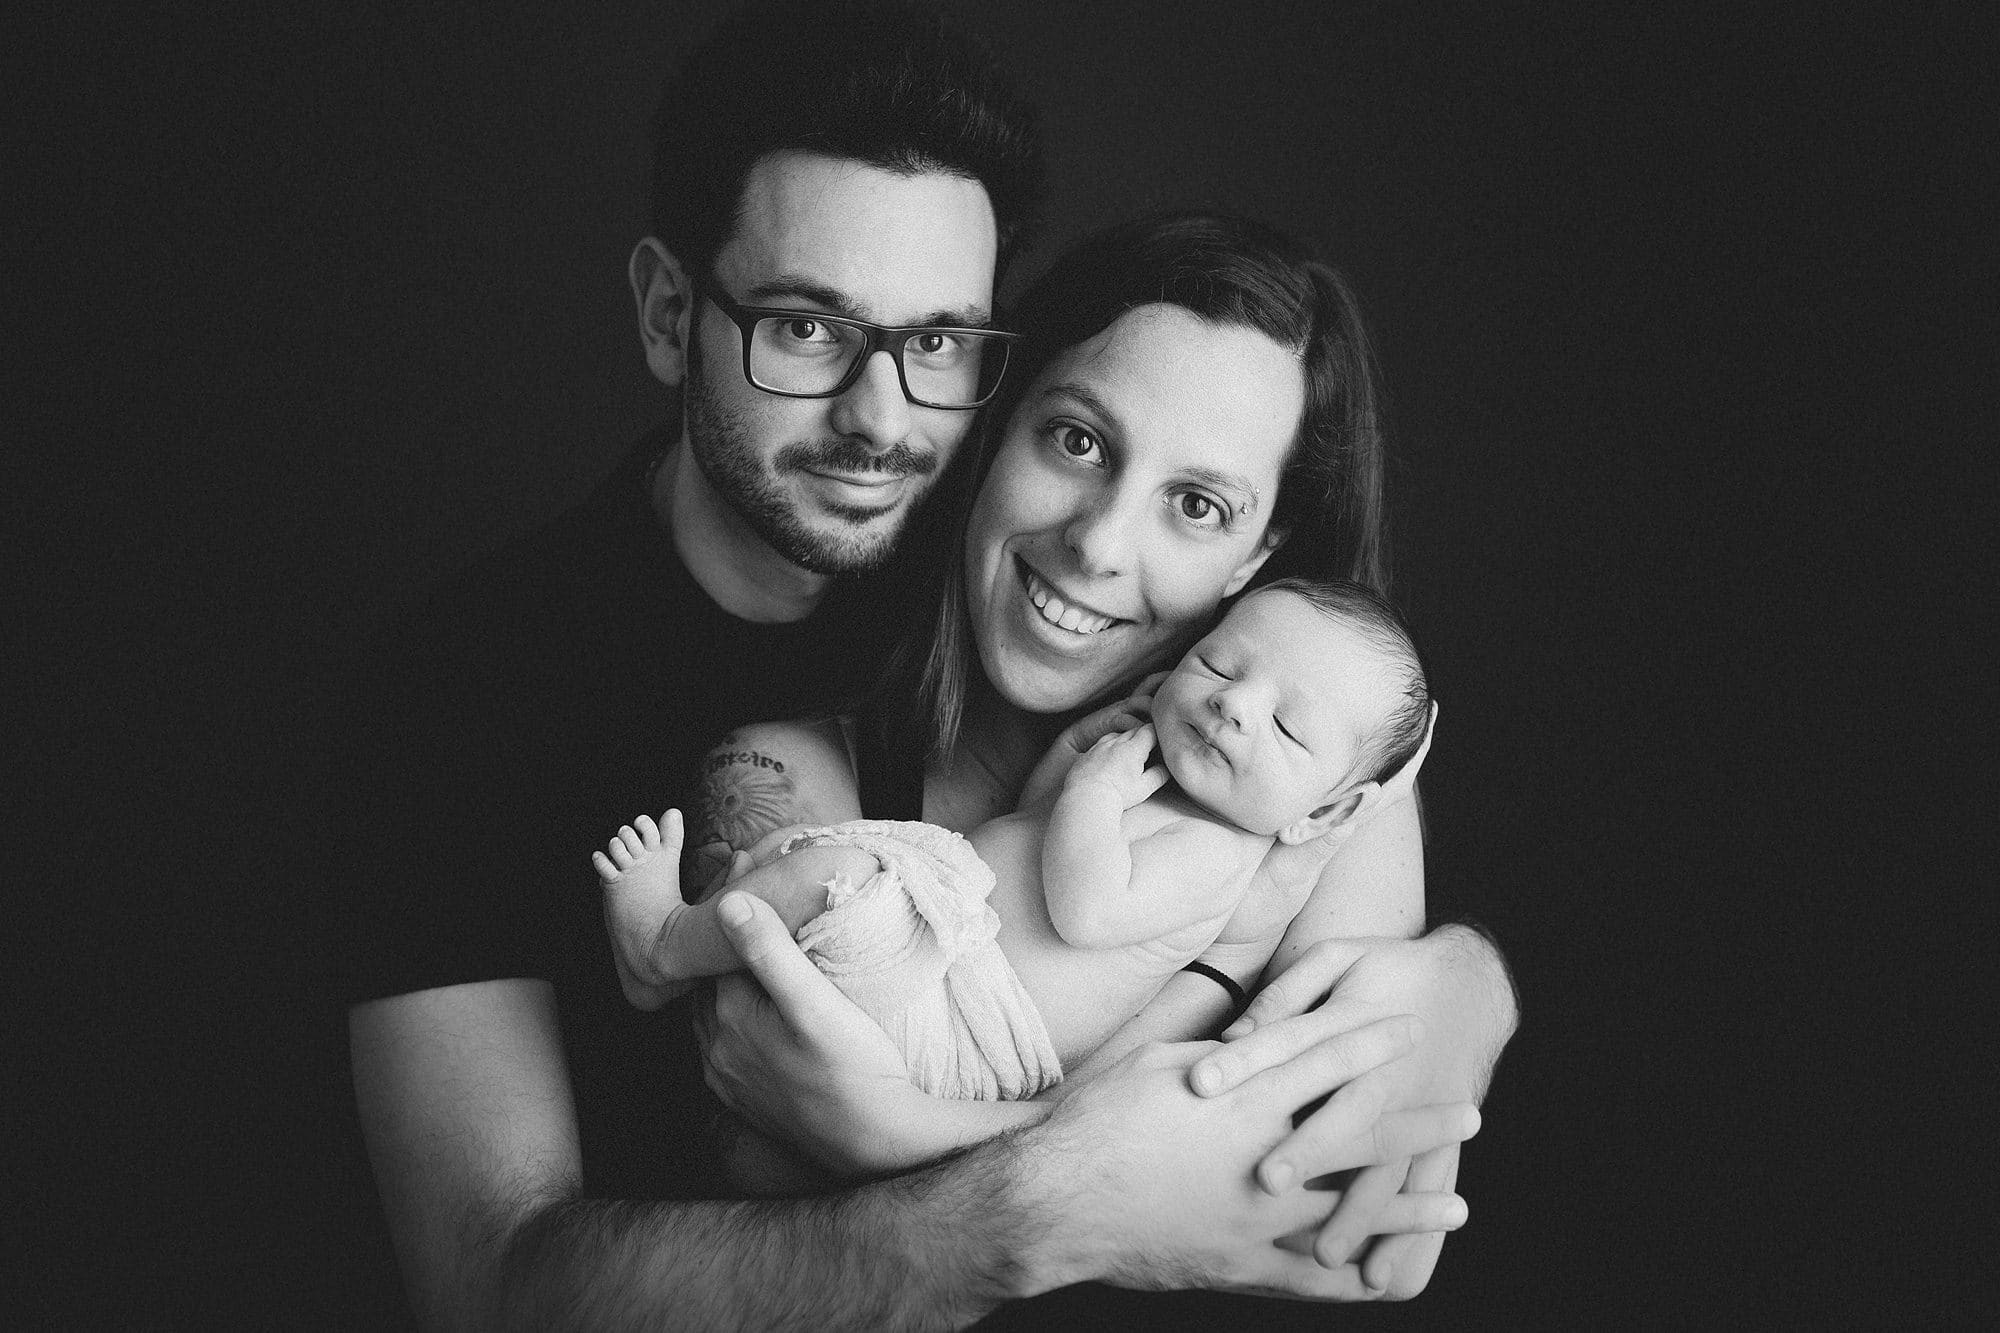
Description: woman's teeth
xmin=1024 ymin=569 xmax=1116 ymax=635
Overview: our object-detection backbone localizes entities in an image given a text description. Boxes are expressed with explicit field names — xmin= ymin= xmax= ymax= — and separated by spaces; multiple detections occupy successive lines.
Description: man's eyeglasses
xmin=695 ymin=274 xmax=1020 ymax=410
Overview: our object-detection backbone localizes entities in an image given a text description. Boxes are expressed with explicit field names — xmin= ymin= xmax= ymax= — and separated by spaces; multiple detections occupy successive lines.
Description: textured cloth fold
xmin=783 ymin=819 xmax=1061 ymax=1101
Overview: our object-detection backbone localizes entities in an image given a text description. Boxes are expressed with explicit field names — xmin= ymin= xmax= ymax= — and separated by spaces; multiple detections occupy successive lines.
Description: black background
xmin=11 ymin=0 xmax=1984 ymax=1325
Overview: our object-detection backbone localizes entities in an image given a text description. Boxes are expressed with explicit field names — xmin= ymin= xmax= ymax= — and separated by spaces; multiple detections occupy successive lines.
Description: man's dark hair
xmin=1248 ymin=576 xmax=1431 ymax=786
xmin=651 ymin=0 xmax=1043 ymax=276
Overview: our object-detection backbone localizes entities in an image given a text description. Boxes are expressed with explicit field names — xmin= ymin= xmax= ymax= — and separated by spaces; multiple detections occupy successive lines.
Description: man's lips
xmin=800 ymin=469 xmax=912 ymax=509
xmin=1016 ymin=558 xmax=1123 ymax=636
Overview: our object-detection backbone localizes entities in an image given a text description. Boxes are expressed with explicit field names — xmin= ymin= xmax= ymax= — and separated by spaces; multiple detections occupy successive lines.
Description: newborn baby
xmin=597 ymin=577 xmax=1431 ymax=1099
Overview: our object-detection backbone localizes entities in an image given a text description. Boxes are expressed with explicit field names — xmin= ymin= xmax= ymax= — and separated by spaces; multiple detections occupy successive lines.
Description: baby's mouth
xmin=1017 ymin=558 xmax=1122 ymax=636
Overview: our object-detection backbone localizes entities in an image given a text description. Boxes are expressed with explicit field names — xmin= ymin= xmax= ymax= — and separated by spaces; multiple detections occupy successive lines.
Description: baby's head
xmin=1151 ymin=578 xmax=1430 ymax=843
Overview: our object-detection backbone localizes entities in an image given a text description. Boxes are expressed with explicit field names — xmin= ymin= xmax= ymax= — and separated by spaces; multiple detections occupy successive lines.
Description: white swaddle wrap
xmin=781 ymin=819 xmax=1061 ymax=1101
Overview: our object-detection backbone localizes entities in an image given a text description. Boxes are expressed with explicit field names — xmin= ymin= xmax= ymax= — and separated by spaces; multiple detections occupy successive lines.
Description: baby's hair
xmin=1243 ymin=577 xmax=1431 ymax=785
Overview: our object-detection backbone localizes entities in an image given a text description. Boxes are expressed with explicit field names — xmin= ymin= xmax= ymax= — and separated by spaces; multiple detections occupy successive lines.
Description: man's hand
xmin=696 ymin=892 xmax=1047 ymax=1178
xmin=1011 ymin=1031 xmax=1474 ymax=1302
xmin=1187 ymin=927 xmax=1515 ymax=1294
xmin=695 ymin=892 xmax=929 ymax=1176
xmin=1066 ymin=723 xmax=1168 ymax=809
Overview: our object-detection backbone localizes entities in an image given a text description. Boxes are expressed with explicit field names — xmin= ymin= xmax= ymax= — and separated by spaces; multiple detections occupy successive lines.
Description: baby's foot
xmin=593 ymin=810 xmax=685 ymax=903
xmin=598 ymin=810 xmax=691 ymax=1008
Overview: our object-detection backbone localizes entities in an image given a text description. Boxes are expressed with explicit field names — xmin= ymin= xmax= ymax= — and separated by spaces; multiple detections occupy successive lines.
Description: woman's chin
xmin=986 ymin=657 xmax=1111 ymax=716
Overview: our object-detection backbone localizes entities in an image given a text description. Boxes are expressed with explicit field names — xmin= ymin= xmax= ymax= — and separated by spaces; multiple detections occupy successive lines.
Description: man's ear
xmin=1222 ymin=525 xmax=1289 ymax=600
xmin=1275 ymin=781 xmax=1381 ymax=845
xmin=629 ymin=237 xmax=693 ymax=391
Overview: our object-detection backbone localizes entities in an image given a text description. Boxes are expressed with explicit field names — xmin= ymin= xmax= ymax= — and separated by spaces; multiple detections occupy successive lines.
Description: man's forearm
xmin=1423 ymin=921 xmax=1520 ymax=1103
xmin=497 ymin=1143 xmax=1036 ymax=1332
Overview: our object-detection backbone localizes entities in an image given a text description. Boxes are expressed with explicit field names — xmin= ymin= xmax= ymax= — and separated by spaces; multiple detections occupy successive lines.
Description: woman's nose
xmin=1062 ymin=494 xmax=1139 ymax=578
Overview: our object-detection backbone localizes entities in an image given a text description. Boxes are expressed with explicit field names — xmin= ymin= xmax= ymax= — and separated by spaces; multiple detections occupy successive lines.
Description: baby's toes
xmin=618 ymin=825 xmax=648 ymax=859
xmin=591 ymin=850 xmax=621 ymax=881
xmin=635 ymin=814 xmax=659 ymax=846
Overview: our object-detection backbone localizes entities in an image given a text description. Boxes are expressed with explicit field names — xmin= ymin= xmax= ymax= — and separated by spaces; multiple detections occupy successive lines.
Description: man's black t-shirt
xmin=330 ymin=439 xmax=902 ymax=1200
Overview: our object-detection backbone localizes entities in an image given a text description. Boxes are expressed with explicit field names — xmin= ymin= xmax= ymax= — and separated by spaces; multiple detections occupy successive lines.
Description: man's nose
xmin=828 ymin=349 xmax=913 ymax=452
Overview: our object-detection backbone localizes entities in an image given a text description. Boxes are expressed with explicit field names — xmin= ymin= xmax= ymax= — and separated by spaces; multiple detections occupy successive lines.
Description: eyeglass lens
xmin=747 ymin=316 xmax=1007 ymax=407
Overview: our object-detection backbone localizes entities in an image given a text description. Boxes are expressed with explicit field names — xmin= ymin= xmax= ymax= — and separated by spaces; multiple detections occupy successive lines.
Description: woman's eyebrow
xmin=1179 ymin=465 xmax=1260 ymax=514
xmin=1041 ymin=381 xmax=1120 ymax=424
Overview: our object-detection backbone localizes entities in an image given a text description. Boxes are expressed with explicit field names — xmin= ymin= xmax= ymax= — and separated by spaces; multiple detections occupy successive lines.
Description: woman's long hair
xmin=871 ymin=211 xmax=1394 ymax=769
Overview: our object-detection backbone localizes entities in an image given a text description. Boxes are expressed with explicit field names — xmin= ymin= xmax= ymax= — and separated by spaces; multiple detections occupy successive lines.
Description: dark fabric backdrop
xmin=11 ymin=0 xmax=1983 ymax=1325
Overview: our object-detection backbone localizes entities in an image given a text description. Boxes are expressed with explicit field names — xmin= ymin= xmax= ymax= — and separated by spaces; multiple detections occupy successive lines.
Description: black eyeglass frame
xmin=694 ymin=274 xmax=1021 ymax=411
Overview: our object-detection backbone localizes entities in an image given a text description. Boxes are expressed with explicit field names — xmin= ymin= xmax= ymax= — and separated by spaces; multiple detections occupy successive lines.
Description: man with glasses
xmin=338 ymin=2 xmax=1507 ymax=1327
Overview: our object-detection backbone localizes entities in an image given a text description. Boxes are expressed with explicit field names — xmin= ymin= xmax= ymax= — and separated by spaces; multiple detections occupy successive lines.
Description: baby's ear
xmin=1275 ymin=781 xmax=1382 ymax=845
xmin=1377 ymin=701 xmax=1438 ymax=809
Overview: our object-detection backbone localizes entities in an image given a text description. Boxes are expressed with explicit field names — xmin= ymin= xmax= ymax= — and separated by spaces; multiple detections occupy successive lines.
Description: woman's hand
xmin=1018 ymin=671 xmax=1169 ymax=809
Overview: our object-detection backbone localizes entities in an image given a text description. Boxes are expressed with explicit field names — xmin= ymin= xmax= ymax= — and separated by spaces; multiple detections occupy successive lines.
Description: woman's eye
xmin=1052 ymin=423 xmax=1103 ymax=463
xmin=1176 ymin=492 xmax=1225 ymax=527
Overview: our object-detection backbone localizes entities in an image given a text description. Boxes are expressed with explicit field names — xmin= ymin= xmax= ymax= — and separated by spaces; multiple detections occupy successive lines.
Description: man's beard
xmin=683 ymin=365 xmax=938 ymax=576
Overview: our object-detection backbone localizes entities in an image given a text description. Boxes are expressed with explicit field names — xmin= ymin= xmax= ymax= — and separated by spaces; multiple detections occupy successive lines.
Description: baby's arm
xmin=596 ymin=812 xmax=879 ymax=987
xmin=1042 ymin=725 xmax=1245 ymax=950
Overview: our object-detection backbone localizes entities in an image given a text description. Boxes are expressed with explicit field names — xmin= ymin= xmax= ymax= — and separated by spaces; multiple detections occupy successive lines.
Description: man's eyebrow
xmin=741 ymin=274 xmax=993 ymax=328
xmin=1042 ymin=381 xmax=1262 ymax=515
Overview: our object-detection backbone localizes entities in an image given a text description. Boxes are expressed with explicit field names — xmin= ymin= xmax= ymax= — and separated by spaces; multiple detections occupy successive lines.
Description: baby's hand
xmin=1069 ymin=722 xmax=1168 ymax=809
xmin=1056 ymin=671 xmax=1168 ymax=757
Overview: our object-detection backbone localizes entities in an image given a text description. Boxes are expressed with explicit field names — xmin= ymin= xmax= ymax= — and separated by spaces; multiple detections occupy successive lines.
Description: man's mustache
xmin=776 ymin=438 xmax=938 ymax=478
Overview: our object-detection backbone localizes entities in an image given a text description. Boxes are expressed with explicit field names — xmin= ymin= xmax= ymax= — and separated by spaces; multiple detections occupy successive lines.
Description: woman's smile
xmin=1017 ymin=557 xmax=1123 ymax=636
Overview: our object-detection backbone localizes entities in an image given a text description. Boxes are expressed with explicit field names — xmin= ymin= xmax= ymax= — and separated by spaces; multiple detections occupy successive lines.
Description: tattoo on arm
xmin=695 ymin=746 xmax=800 ymax=855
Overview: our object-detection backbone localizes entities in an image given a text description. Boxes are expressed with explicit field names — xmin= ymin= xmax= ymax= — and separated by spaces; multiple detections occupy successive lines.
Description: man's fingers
xmin=715 ymin=891 xmax=845 ymax=1029
xmin=1267 ymin=1100 xmax=1479 ymax=1196
xmin=1196 ymin=1006 xmax=1419 ymax=1097
xmin=1371 ymin=1188 xmax=1467 ymax=1236
xmin=1221 ymin=939 xmax=1369 ymax=1038
xmin=1359 ymin=1142 xmax=1462 ymax=1298
xmin=1209 ymin=1249 xmax=1381 ymax=1303
xmin=1311 ymin=1160 xmax=1408 ymax=1270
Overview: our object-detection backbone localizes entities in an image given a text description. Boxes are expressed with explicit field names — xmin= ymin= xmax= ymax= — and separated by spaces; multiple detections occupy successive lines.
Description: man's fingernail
xmin=1262 ymin=1160 xmax=1294 ymax=1193
xmin=718 ymin=894 xmax=751 ymax=926
xmin=1193 ymin=1063 xmax=1223 ymax=1094
xmin=1220 ymin=1017 xmax=1252 ymax=1038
